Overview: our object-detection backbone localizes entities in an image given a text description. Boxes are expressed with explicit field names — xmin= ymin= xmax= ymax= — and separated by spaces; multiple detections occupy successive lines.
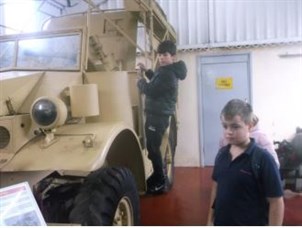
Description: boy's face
xmin=221 ymin=115 xmax=252 ymax=146
xmin=158 ymin=52 xmax=174 ymax=66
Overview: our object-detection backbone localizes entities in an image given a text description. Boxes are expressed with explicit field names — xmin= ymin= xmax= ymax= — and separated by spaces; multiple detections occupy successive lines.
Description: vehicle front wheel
xmin=69 ymin=167 xmax=140 ymax=225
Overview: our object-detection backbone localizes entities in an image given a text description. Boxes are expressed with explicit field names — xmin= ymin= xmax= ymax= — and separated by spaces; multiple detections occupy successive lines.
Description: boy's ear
xmin=247 ymin=122 xmax=253 ymax=131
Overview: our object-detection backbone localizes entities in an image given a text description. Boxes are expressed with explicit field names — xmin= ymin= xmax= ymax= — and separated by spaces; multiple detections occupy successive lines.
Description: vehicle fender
xmin=1 ymin=122 xmax=146 ymax=191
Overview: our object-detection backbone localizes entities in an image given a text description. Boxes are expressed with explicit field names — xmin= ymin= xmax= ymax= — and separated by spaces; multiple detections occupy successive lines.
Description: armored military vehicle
xmin=0 ymin=0 xmax=177 ymax=225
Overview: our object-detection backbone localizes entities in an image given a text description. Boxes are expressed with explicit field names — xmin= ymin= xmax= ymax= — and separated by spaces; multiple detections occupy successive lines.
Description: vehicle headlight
xmin=30 ymin=97 xmax=67 ymax=130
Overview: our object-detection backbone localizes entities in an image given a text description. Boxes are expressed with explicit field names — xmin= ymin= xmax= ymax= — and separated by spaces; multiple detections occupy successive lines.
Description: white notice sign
xmin=0 ymin=182 xmax=46 ymax=226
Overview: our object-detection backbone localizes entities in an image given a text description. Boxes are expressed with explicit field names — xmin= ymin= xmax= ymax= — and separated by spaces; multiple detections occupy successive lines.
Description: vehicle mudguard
xmin=1 ymin=122 xmax=146 ymax=192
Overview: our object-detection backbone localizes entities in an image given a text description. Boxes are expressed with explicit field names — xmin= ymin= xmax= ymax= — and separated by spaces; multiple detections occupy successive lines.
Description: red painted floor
xmin=140 ymin=167 xmax=302 ymax=226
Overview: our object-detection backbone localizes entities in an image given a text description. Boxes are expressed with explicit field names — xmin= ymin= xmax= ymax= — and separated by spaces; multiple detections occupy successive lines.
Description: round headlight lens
xmin=31 ymin=99 xmax=57 ymax=127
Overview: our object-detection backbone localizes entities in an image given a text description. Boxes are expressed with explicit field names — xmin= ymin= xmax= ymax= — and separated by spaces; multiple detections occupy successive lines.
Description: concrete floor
xmin=140 ymin=167 xmax=302 ymax=226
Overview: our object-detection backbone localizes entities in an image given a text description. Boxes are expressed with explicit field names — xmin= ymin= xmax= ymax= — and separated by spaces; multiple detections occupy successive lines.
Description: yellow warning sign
xmin=215 ymin=77 xmax=233 ymax=89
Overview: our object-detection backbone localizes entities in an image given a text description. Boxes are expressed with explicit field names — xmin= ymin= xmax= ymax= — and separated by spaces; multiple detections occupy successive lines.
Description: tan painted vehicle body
xmin=0 ymin=0 xmax=176 ymax=225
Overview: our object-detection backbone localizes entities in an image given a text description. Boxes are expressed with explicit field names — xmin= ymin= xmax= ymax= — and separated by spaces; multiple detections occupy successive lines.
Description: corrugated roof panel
xmin=156 ymin=0 xmax=302 ymax=49
xmin=157 ymin=0 xmax=209 ymax=48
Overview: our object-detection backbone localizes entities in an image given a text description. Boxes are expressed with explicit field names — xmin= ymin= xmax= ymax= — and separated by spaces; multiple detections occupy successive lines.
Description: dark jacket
xmin=137 ymin=60 xmax=187 ymax=116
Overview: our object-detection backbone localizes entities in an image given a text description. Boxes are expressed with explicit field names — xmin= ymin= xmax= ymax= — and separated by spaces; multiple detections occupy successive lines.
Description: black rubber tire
xmin=69 ymin=167 xmax=140 ymax=225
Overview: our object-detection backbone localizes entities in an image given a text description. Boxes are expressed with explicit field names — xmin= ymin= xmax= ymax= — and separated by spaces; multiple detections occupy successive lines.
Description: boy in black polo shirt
xmin=207 ymin=99 xmax=284 ymax=225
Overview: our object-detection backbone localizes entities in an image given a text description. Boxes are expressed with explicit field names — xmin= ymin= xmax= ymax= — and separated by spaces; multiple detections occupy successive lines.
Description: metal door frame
xmin=197 ymin=52 xmax=252 ymax=166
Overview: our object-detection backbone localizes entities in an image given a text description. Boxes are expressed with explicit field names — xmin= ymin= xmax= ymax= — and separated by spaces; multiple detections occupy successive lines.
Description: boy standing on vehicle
xmin=207 ymin=99 xmax=284 ymax=225
xmin=137 ymin=40 xmax=187 ymax=194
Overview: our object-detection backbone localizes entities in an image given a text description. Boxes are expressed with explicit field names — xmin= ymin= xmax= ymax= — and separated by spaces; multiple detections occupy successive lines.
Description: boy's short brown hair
xmin=221 ymin=99 xmax=253 ymax=124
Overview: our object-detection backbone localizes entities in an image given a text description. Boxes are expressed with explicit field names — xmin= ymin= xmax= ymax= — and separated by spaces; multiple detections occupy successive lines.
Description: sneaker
xmin=147 ymin=178 xmax=166 ymax=194
xmin=146 ymin=173 xmax=157 ymax=188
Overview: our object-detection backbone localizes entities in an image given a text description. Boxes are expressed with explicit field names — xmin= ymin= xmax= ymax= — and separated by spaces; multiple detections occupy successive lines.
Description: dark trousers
xmin=145 ymin=114 xmax=170 ymax=180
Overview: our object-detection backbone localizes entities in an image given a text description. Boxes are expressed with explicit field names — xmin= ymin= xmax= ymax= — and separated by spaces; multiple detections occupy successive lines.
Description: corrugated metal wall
xmin=156 ymin=0 xmax=302 ymax=49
